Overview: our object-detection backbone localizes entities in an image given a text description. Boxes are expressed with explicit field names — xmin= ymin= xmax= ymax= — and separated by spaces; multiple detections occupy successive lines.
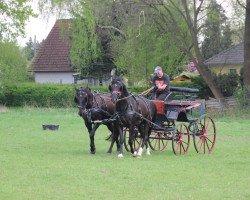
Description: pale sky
xmin=17 ymin=1 xmax=57 ymax=47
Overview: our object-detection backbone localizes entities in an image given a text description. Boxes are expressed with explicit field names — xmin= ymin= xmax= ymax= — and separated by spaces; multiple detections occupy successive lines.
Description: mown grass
xmin=0 ymin=107 xmax=250 ymax=200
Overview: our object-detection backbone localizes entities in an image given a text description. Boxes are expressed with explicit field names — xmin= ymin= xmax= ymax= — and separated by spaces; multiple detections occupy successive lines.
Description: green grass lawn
xmin=0 ymin=107 xmax=250 ymax=200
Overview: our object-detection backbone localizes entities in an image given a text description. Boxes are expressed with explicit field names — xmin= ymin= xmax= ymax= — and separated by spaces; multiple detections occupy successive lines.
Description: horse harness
xmin=78 ymin=91 xmax=112 ymax=123
xmin=115 ymin=94 xmax=154 ymax=126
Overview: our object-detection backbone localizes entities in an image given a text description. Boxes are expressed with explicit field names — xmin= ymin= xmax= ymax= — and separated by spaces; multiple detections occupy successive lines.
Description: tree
xmin=38 ymin=0 xmax=115 ymax=81
xmin=0 ymin=41 xmax=28 ymax=86
xmin=235 ymin=0 xmax=250 ymax=99
xmin=22 ymin=37 xmax=36 ymax=61
xmin=143 ymin=0 xmax=229 ymax=102
xmin=201 ymin=0 xmax=232 ymax=60
xmin=0 ymin=0 xmax=35 ymax=39
xmin=38 ymin=0 xmax=188 ymax=85
xmin=70 ymin=2 xmax=101 ymax=76
xmin=107 ymin=1 xmax=188 ymax=85
xmin=243 ymin=0 xmax=250 ymax=87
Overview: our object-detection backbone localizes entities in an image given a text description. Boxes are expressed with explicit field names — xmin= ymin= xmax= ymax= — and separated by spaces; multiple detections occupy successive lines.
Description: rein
xmin=116 ymin=94 xmax=133 ymax=102
xmin=89 ymin=92 xmax=112 ymax=117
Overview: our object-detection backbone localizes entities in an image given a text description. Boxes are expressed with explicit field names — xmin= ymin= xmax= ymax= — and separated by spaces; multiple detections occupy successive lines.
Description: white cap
xmin=154 ymin=66 xmax=162 ymax=73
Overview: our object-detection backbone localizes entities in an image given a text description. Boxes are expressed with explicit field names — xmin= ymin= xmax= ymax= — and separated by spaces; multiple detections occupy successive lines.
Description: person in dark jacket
xmin=150 ymin=66 xmax=170 ymax=100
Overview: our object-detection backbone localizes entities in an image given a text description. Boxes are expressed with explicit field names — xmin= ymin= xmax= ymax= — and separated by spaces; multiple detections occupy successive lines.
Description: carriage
xmin=123 ymin=87 xmax=216 ymax=155
xmin=75 ymin=83 xmax=216 ymax=157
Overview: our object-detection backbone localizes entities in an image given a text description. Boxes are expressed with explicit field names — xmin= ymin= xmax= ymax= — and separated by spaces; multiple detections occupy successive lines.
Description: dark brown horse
xmin=74 ymin=87 xmax=121 ymax=154
xmin=109 ymin=78 xmax=157 ymax=157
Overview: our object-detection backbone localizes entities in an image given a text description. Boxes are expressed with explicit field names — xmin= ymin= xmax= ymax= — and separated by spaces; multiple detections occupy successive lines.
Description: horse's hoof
xmin=107 ymin=151 xmax=112 ymax=154
xmin=137 ymin=147 xmax=143 ymax=156
xmin=118 ymin=153 xmax=123 ymax=158
xmin=133 ymin=151 xmax=137 ymax=157
xmin=146 ymin=148 xmax=151 ymax=155
xmin=90 ymin=150 xmax=96 ymax=154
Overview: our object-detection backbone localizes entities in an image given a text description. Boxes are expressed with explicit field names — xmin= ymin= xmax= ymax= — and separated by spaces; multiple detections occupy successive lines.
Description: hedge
xmin=0 ymin=82 xmax=200 ymax=107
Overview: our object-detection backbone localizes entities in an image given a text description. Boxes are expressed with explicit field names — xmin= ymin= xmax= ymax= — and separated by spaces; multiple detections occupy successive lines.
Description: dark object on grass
xmin=42 ymin=124 xmax=59 ymax=130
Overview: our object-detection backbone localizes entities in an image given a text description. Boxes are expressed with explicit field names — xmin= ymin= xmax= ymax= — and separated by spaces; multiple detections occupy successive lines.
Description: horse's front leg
xmin=89 ymin=123 xmax=100 ymax=154
xmin=117 ymin=125 xmax=124 ymax=158
xmin=84 ymin=120 xmax=94 ymax=154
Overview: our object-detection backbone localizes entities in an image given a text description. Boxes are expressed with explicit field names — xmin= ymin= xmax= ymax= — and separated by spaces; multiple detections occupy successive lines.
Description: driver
xmin=150 ymin=66 xmax=170 ymax=100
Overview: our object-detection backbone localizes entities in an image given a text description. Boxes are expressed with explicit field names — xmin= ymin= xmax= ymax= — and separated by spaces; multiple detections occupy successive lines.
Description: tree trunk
xmin=243 ymin=0 xmax=250 ymax=86
xmin=192 ymin=42 xmax=226 ymax=101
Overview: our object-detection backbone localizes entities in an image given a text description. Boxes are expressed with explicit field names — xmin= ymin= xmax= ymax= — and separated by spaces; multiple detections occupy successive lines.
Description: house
xmin=173 ymin=72 xmax=192 ymax=82
xmin=204 ymin=42 xmax=243 ymax=75
xmin=31 ymin=19 xmax=112 ymax=85
xmin=31 ymin=19 xmax=75 ymax=84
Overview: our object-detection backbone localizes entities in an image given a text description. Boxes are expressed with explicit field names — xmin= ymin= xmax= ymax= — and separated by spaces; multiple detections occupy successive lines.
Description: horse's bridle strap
xmin=112 ymin=90 xmax=122 ymax=95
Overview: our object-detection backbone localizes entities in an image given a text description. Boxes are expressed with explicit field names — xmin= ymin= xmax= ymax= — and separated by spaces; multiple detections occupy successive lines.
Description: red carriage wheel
xmin=193 ymin=115 xmax=216 ymax=154
xmin=172 ymin=123 xmax=190 ymax=155
xmin=148 ymin=130 xmax=169 ymax=151
xmin=123 ymin=128 xmax=142 ymax=152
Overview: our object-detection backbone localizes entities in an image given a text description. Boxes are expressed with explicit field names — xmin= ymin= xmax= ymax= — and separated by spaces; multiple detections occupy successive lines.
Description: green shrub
xmin=0 ymin=83 xmax=151 ymax=107
xmin=0 ymin=83 xmax=76 ymax=107
xmin=3 ymin=77 xmax=241 ymax=107
xmin=215 ymin=73 xmax=240 ymax=97
xmin=234 ymin=86 xmax=250 ymax=107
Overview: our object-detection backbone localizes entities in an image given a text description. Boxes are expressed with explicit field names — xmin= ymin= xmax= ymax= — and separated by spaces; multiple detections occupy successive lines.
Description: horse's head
xmin=74 ymin=87 xmax=94 ymax=113
xmin=109 ymin=78 xmax=127 ymax=103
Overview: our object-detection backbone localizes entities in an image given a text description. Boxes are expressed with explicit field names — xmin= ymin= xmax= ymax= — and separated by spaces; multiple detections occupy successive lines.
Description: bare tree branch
xmin=97 ymin=25 xmax=126 ymax=38
xmin=236 ymin=0 xmax=247 ymax=9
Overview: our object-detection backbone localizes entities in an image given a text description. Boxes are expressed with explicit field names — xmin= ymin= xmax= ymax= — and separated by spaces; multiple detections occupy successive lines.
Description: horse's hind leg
xmin=128 ymin=126 xmax=136 ymax=155
xmin=137 ymin=123 xmax=150 ymax=157
xmin=106 ymin=124 xmax=119 ymax=154
xmin=146 ymin=127 xmax=152 ymax=155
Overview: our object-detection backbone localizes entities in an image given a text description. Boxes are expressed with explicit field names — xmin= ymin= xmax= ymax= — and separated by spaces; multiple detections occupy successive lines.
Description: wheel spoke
xmin=176 ymin=141 xmax=180 ymax=153
xmin=205 ymin=137 xmax=213 ymax=144
xmin=206 ymin=125 xmax=214 ymax=132
xmin=180 ymin=125 xmax=183 ymax=133
xmin=205 ymin=139 xmax=210 ymax=151
xmin=199 ymin=138 xmax=203 ymax=152
xmin=203 ymin=139 xmax=206 ymax=154
xmin=180 ymin=142 xmax=182 ymax=154
xmin=161 ymin=139 xmax=165 ymax=147
xmin=205 ymin=119 xmax=210 ymax=130
xmin=182 ymin=140 xmax=188 ymax=145
xmin=196 ymin=137 xmax=202 ymax=146
xmin=181 ymin=142 xmax=185 ymax=153
xmin=153 ymin=140 xmax=157 ymax=149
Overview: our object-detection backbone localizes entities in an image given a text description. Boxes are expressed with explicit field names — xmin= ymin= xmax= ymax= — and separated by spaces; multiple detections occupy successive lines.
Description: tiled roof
xmin=31 ymin=19 xmax=74 ymax=72
xmin=204 ymin=42 xmax=244 ymax=66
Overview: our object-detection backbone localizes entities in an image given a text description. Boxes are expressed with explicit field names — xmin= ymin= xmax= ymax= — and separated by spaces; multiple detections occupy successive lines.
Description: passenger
xmin=150 ymin=66 xmax=170 ymax=100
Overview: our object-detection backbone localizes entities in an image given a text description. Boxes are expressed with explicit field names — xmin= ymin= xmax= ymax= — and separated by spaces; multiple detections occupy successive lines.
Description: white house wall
xmin=35 ymin=72 xmax=75 ymax=84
